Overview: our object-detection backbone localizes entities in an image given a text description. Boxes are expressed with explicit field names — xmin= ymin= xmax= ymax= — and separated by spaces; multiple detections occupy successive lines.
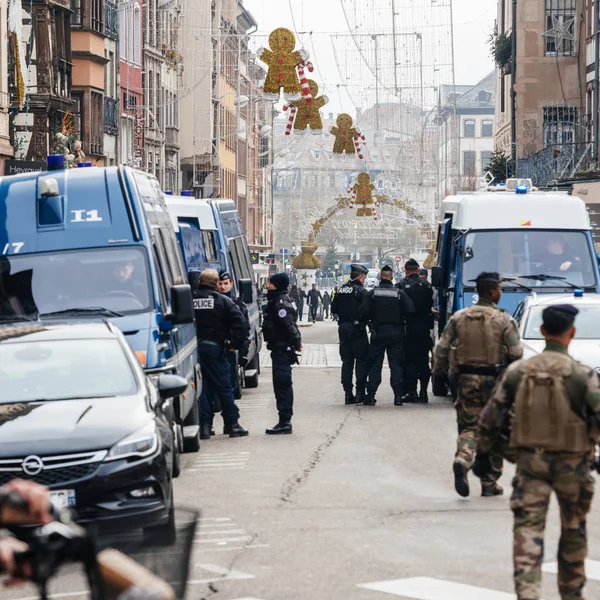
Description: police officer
xmin=360 ymin=265 xmax=414 ymax=406
xmin=398 ymin=259 xmax=434 ymax=403
xmin=193 ymin=269 xmax=249 ymax=440
xmin=433 ymin=272 xmax=523 ymax=497
xmin=476 ymin=305 xmax=600 ymax=600
xmin=331 ymin=264 xmax=369 ymax=405
xmin=217 ymin=271 xmax=250 ymax=397
xmin=262 ymin=273 xmax=302 ymax=435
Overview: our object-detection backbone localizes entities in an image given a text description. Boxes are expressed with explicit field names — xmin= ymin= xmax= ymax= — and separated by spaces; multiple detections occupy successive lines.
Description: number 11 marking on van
xmin=2 ymin=242 xmax=24 ymax=255
xmin=71 ymin=209 xmax=103 ymax=223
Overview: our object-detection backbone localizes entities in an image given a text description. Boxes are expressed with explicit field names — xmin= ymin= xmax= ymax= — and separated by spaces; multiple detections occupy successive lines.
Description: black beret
xmin=405 ymin=259 xmax=420 ymax=270
xmin=351 ymin=264 xmax=369 ymax=275
xmin=475 ymin=271 xmax=502 ymax=283
xmin=549 ymin=304 xmax=579 ymax=317
xmin=219 ymin=271 xmax=233 ymax=281
xmin=381 ymin=265 xmax=394 ymax=273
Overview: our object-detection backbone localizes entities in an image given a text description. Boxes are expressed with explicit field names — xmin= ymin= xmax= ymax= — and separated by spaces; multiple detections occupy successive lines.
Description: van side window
xmin=152 ymin=244 xmax=169 ymax=310
xmin=203 ymin=231 xmax=218 ymax=263
xmin=159 ymin=227 xmax=186 ymax=285
xmin=513 ymin=302 xmax=525 ymax=325
xmin=155 ymin=233 xmax=173 ymax=289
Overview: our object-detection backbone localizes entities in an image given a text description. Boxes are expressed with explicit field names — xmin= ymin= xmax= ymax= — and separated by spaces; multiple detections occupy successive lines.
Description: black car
xmin=0 ymin=321 xmax=187 ymax=541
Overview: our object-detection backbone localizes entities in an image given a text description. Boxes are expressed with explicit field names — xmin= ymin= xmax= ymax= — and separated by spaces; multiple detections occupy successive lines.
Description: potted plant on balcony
xmin=489 ymin=32 xmax=512 ymax=75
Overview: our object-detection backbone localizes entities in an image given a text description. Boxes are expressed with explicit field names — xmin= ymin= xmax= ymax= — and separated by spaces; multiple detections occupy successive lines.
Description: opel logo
xmin=22 ymin=455 xmax=44 ymax=476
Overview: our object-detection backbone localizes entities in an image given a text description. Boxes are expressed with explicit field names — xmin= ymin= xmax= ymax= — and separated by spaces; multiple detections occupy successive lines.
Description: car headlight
xmin=106 ymin=421 xmax=159 ymax=461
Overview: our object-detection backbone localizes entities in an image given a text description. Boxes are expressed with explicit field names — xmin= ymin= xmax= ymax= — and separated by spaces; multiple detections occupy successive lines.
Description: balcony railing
xmin=105 ymin=0 xmax=118 ymax=40
xmin=104 ymin=97 xmax=119 ymax=136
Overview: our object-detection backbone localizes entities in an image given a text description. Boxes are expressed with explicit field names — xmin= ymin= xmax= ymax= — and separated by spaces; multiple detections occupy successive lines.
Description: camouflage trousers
xmin=511 ymin=451 xmax=595 ymax=600
xmin=454 ymin=374 xmax=502 ymax=487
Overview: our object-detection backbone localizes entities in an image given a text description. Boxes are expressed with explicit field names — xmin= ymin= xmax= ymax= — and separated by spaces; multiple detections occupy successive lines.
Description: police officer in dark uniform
xmin=398 ymin=259 xmax=434 ymax=403
xmin=331 ymin=264 xmax=369 ymax=405
xmin=192 ymin=269 xmax=249 ymax=440
xmin=262 ymin=272 xmax=302 ymax=435
xmin=360 ymin=265 xmax=414 ymax=406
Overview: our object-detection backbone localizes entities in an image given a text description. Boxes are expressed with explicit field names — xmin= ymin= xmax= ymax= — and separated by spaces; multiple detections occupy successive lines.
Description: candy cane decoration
xmin=373 ymin=196 xmax=379 ymax=221
xmin=347 ymin=186 xmax=356 ymax=210
xmin=297 ymin=61 xmax=314 ymax=104
xmin=353 ymin=134 xmax=366 ymax=160
xmin=283 ymin=103 xmax=297 ymax=136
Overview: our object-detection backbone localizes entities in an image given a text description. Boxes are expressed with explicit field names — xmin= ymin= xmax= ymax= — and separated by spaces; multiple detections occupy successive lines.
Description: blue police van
xmin=0 ymin=164 xmax=202 ymax=462
xmin=165 ymin=194 xmax=262 ymax=390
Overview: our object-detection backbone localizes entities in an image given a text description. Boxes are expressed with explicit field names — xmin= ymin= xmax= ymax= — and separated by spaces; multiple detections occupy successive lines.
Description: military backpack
xmin=454 ymin=306 xmax=506 ymax=367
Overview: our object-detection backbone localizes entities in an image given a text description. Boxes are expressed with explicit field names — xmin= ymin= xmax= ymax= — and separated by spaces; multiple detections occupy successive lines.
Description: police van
xmin=165 ymin=194 xmax=262 ymax=390
xmin=0 ymin=163 xmax=202 ymax=462
xmin=431 ymin=178 xmax=600 ymax=395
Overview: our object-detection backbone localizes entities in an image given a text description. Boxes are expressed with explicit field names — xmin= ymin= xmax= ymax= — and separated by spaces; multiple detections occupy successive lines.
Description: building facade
xmin=0 ymin=1 xmax=14 ymax=173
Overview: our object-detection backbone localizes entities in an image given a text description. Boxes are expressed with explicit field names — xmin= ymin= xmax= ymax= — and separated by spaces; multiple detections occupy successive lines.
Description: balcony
xmin=104 ymin=97 xmax=119 ymax=136
xmin=165 ymin=125 xmax=180 ymax=151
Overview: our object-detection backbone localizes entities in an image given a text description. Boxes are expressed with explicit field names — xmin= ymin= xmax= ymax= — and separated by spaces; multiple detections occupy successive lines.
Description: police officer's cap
xmin=219 ymin=270 xmax=233 ymax=281
xmin=474 ymin=272 xmax=502 ymax=284
xmin=549 ymin=304 xmax=579 ymax=318
xmin=542 ymin=304 xmax=579 ymax=334
xmin=405 ymin=258 xmax=419 ymax=270
xmin=380 ymin=265 xmax=394 ymax=274
xmin=351 ymin=264 xmax=369 ymax=275
xmin=270 ymin=272 xmax=290 ymax=291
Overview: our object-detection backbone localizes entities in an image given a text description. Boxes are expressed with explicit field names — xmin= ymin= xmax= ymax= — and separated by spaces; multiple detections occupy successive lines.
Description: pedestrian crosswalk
xmin=194 ymin=516 xmax=254 ymax=549
xmin=237 ymin=398 xmax=271 ymax=411
xmin=189 ymin=452 xmax=250 ymax=472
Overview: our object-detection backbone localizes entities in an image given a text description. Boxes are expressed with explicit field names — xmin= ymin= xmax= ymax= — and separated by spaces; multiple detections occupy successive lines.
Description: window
xmin=119 ymin=5 xmax=127 ymax=58
xmin=133 ymin=5 xmax=141 ymax=64
xmin=543 ymin=105 xmax=578 ymax=146
xmin=92 ymin=0 xmax=104 ymax=33
xmin=482 ymin=120 xmax=493 ymax=137
xmin=90 ymin=91 xmax=104 ymax=155
xmin=545 ymin=0 xmax=576 ymax=56
xmin=202 ymin=231 xmax=218 ymax=263
xmin=71 ymin=92 xmax=83 ymax=140
xmin=463 ymin=151 xmax=476 ymax=175
xmin=481 ymin=151 xmax=493 ymax=172
xmin=464 ymin=119 xmax=475 ymax=137
xmin=71 ymin=0 xmax=82 ymax=26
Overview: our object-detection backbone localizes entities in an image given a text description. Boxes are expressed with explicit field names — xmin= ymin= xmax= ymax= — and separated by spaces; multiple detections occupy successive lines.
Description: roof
xmin=524 ymin=293 xmax=600 ymax=308
xmin=454 ymin=72 xmax=496 ymax=110
xmin=443 ymin=192 xmax=591 ymax=231
xmin=0 ymin=322 xmax=117 ymax=344
xmin=164 ymin=196 xmax=218 ymax=231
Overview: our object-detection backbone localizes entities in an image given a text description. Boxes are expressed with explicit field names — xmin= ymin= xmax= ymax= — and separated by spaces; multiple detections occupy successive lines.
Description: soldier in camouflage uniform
xmin=476 ymin=304 xmax=600 ymax=600
xmin=433 ymin=272 xmax=523 ymax=498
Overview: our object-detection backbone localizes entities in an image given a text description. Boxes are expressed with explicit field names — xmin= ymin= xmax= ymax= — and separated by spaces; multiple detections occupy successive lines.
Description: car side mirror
xmin=157 ymin=374 xmax=188 ymax=402
xmin=238 ymin=278 xmax=253 ymax=304
xmin=169 ymin=284 xmax=194 ymax=324
xmin=431 ymin=266 xmax=442 ymax=288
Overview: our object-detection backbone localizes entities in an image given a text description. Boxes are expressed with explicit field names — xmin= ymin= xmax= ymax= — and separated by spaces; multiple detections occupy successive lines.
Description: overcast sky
xmin=245 ymin=0 xmax=497 ymax=115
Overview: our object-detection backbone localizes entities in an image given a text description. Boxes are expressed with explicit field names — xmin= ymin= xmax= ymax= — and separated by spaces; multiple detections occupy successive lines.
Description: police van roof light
xmin=39 ymin=177 xmax=60 ymax=197
xmin=181 ymin=190 xmax=192 ymax=197
xmin=515 ymin=184 xmax=529 ymax=194
xmin=77 ymin=162 xmax=93 ymax=168
xmin=47 ymin=155 xmax=65 ymax=171
xmin=164 ymin=190 xmax=173 ymax=195
xmin=574 ymin=289 xmax=584 ymax=297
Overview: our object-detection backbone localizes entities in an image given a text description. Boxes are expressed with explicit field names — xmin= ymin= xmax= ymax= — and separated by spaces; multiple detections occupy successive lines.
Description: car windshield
xmin=0 ymin=247 xmax=152 ymax=320
xmin=0 ymin=338 xmax=138 ymax=403
xmin=524 ymin=305 xmax=600 ymax=339
xmin=461 ymin=230 xmax=596 ymax=289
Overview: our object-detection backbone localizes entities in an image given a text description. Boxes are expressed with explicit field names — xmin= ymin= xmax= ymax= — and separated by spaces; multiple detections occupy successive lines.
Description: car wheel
xmin=244 ymin=353 xmax=260 ymax=388
xmin=144 ymin=490 xmax=176 ymax=546
xmin=183 ymin=396 xmax=201 ymax=453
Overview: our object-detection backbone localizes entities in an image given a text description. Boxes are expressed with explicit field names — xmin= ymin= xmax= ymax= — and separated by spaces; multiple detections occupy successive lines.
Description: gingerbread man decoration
xmin=352 ymin=172 xmax=376 ymax=217
xmin=289 ymin=80 xmax=328 ymax=135
xmin=259 ymin=28 xmax=309 ymax=102
xmin=330 ymin=113 xmax=359 ymax=155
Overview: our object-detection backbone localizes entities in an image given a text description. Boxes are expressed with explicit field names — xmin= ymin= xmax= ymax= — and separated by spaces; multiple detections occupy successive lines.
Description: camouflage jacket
xmin=478 ymin=341 xmax=600 ymax=455
xmin=433 ymin=299 xmax=523 ymax=375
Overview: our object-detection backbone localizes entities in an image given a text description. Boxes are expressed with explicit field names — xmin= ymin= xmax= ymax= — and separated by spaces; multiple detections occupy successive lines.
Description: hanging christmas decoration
xmin=351 ymin=172 xmax=376 ymax=217
xmin=297 ymin=61 xmax=315 ymax=103
xmin=353 ymin=133 xmax=366 ymax=159
xmin=347 ymin=185 xmax=356 ymax=210
xmin=542 ymin=15 xmax=575 ymax=53
xmin=330 ymin=114 xmax=360 ymax=155
xmin=8 ymin=0 xmax=27 ymax=107
xmin=258 ymin=28 xmax=310 ymax=102
xmin=283 ymin=104 xmax=297 ymax=136
xmin=287 ymin=80 xmax=329 ymax=136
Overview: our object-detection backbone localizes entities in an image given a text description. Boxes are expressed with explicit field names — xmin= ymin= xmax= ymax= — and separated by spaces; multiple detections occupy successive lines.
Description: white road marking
xmin=357 ymin=577 xmax=515 ymax=599
xmin=199 ymin=544 xmax=271 ymax=552
xmin=195 ymin=536 xmax=253 ymax=544
xmin=543 ymin=559 xmax=600 ymax=580
xmin=188 ymin=563 xmax=255 ymax=585
xmin=15 ymin=593 xmax=88 ymax=600
xmin=202 ymin=517 xmax=233 ymax=522
xmin=197 ymin=529 xmax=247 ymax=536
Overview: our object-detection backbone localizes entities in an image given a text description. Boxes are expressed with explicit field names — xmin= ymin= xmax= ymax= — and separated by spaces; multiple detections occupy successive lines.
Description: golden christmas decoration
xmin=351 ymin=172 xmax=376 ymax=217
xmin=289 ymin=80 xmax=328 ymax=135
xmin=330 ymin=113 xmax=359 ymax=155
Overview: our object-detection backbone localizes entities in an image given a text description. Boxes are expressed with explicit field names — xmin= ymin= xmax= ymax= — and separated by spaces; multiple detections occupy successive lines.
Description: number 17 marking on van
xmin=71 ymin=209 xmax=103 ymax=223
xmin=2 ymin=242 xmax=24 ymax=255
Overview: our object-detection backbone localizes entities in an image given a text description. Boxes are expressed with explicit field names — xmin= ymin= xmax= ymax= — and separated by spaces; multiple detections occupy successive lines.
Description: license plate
xmin=50 ymin=489 xmax=76 ymax=508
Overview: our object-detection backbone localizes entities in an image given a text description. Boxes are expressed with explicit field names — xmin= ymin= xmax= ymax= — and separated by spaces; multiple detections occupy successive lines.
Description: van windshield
xmin=461 ymin=230 xmax=596 ymax=289
xmin=0 ymin=247 xmax=152 ymax=320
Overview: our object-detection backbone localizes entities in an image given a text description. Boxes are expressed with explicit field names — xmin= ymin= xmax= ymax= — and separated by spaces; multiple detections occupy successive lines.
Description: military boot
xmin=402 ymin=390 xmax=418 ymax=403
xmin=394 ymin=392 xmax=404 ymax=406
xmin=223 ymin=422 xmax=232 ymax=435
xmin=453 ymin=462 xmax=470 ymax=498
xmin=363 ymin=393 xmax=376 ymax=406
xmin=481 ymin=484 xmax=504 ymax=497
xmin=419 ymin=388 xmax=429 ymax=404
xmin=345 ymin=390 xmax=357 ymax=405
xmin=200 ymin=423 xmax=212 ymax=440
xmin=266 ymin=420 xmax=293 ymax=435
xmin=355 ymin=390 xmax=366 ymax=405
xmin=229 ymin=422 xmax=249 ymax=437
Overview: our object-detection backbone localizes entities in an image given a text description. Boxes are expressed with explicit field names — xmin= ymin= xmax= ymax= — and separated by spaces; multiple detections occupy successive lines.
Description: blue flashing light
xmin=181 ymin=190 xmax=193 ymax=197
xmin=574 ymin=289 xmax=584 ymax=297
xmin=77 ymin=162 xmax=93 ymax=168
xmin=495 ymin=182 xmax=506 ymax=187
xmin=164 ymin=190 xmax=173 ymax=195
xmin=515 ymin=184 xmax=529 ymax=194
xmin=47 ymin=155 xmax=65 ymax=171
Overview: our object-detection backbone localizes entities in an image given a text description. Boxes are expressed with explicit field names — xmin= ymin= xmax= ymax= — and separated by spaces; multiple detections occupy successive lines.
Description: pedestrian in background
xmin=398 ymin=259 xmax=434 ymax=403
xmin=476 ymin=304 xmax=600 ymax=600
xmin=322 ymin=291 xmax=331 ymax=319
xmin=360 ymin=265 xmax=414 ymax=407
xmin=307 ymin=283 xmax=322 ymax=323
xmin=262 ymin=273 xmax=302 ymax=435
xmin=331 ymin=284 xmax=340 ymax=321
xmin=419 ymin=268 xmax=429 ymax=281
xmin=331 ymin=264 xmax=369 ymax=404
xmin=433 ymin=272 xmax=523 ymax=498
xmin=289 ymin=285 xmax=302 ymax=322
xmin=192 ymin=269 xmax=249 ymax=440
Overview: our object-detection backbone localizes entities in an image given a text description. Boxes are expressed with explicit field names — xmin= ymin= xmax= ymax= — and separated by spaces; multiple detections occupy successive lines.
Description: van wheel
xmin=244 ymin=354 xmax=260 ymax=388
xmin=183 ymin=397 xmax=201 ymax=453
